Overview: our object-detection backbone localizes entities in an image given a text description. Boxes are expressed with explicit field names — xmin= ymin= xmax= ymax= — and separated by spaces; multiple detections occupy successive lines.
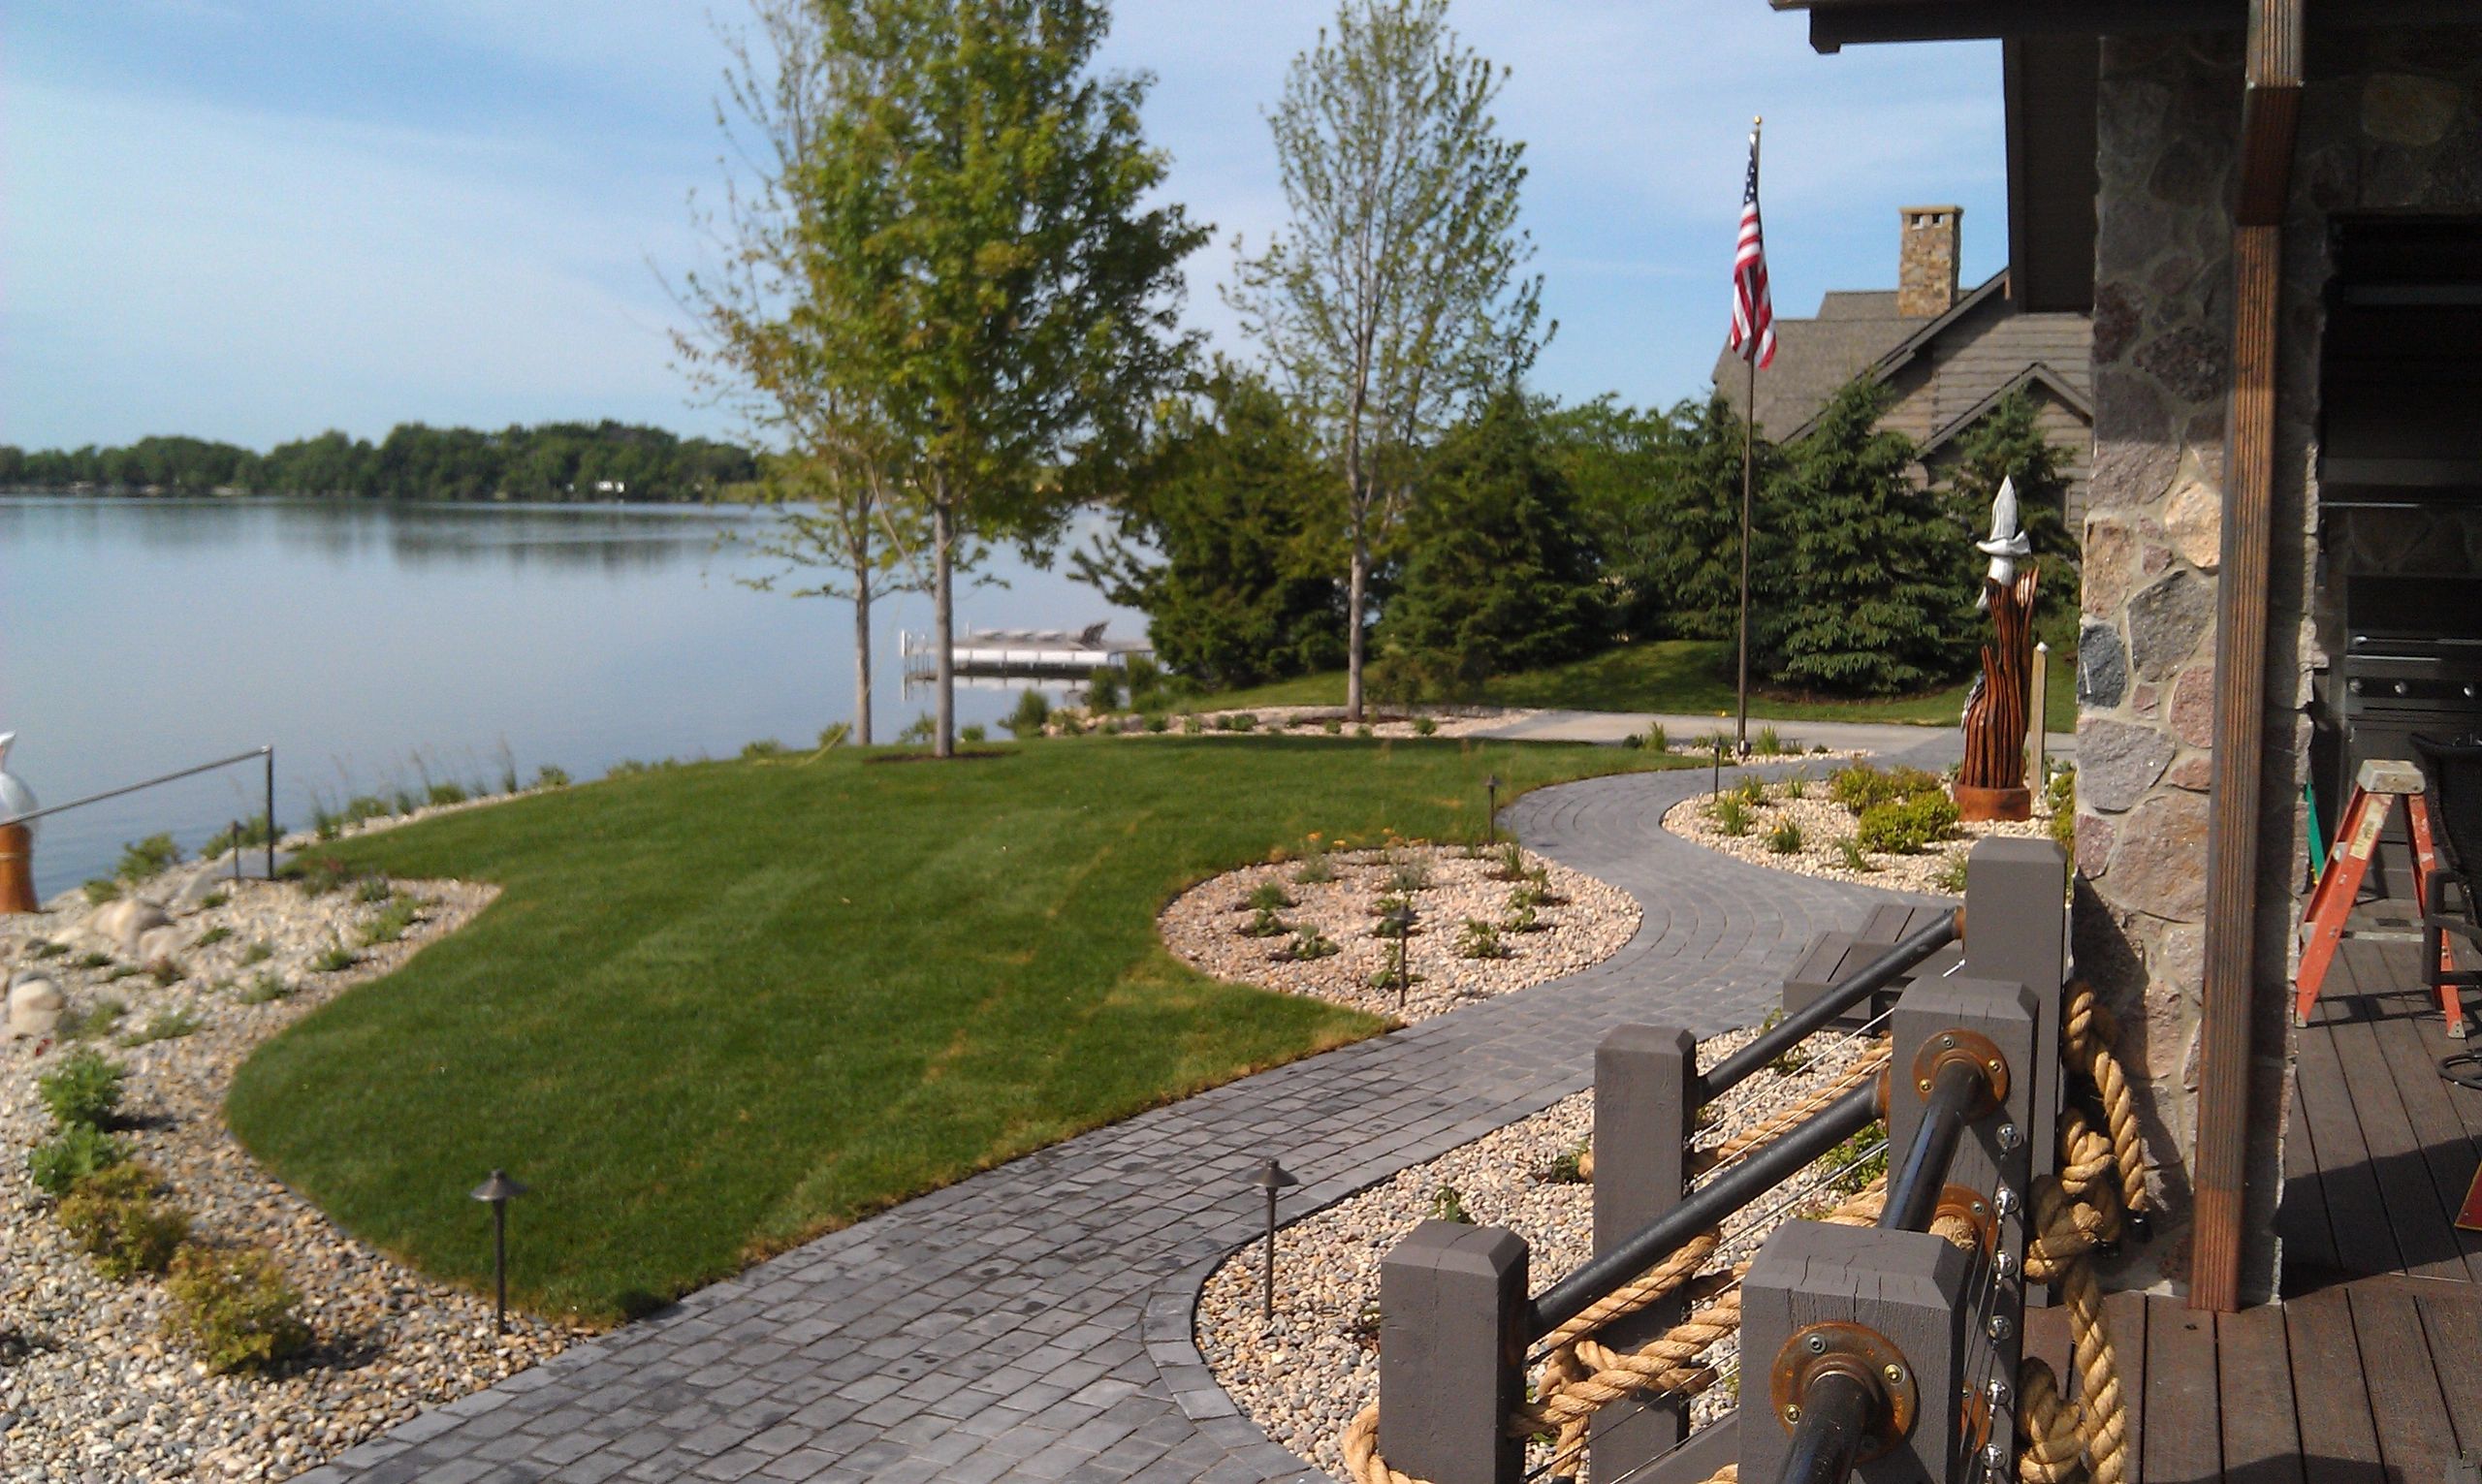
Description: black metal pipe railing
xmin=1774 ymin=1370 xmax=1875 ymax=1484
xmin=1699 ymin=913 xmax=1957 ymax=1103
xmin=0 ymin=745 xmax=277 ymax=880
xmin=1527 ymin=1082 xmax=1878 ymax=1338
xmin=1878 ymin=1058 xmax=1988 ymax=1233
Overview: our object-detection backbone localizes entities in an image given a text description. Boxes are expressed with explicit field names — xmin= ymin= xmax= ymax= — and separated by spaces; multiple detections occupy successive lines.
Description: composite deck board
xmin=2142 ymin=1300 xmax=2222 ymax=1483
xmin=2411 ymin=1280 xmax=2482 ymax=1458
xmin=2286 ymin=1283 xmax=2389 ymax=1484
xmin=2348 ymin=1279 xmax=2459 ymax=1481
xmin=2282 ymin=1059 xmax=2343 ymax=1276
xmin=2216 ymin=1303 xmax=2307 ymax=1484
xmin=2361 ymin=987 xmax=2482 ymax=1283
xmin=2102 ymin=1290 xmax=2148 ymax=1484
xmin=2324 ymin=1004 xmax=2479 ymax=1282
xmin=2300 ymin=981 xmax=2409 ymax=1277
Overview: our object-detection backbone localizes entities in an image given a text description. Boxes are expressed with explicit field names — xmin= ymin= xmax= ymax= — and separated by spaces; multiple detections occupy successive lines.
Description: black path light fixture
xmin=1483 ymin=774 xmax=1502 ymax=846
xmin=470 ymin=1168 xmax=528 ymax=1335
xmin=1381 ymin=903 xmax=1417 ymax=1010
xmin=1251 ymin=1156 xmax=1298 ymax=1322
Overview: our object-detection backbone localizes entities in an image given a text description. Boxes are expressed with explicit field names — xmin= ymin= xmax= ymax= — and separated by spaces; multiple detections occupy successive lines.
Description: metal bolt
xmin=1988 ymin=1058 xmax=2005 ymax=1077
xmin=1916 ymin=1077 xmax=1933 ymax=1094
xmin=1994 ymin=1249 xmax=2017 ymax=1276
xmin=1883 ymin=1363 xmax=1906 ymax=1385
xmin=1993 ymin=1186 xmax=2021 ymax=1216
xmin=1971 ymin=1199 xmax=1989 ymax=1215
xmin=1987 ymin=1314 xmax=2015 ymax=1341
xmin=1784 ymin=1405 xmax=1802 ymax=1424
xmin=1982 ymin=1442 xmax=2007 ymax=1470
xmin=1938 ymin=1034 xmax=1956 ymax=1050
xmin=1806 ymin=1334 xmax=1828 ymax=1353
xmin=1988 ymin=1378 xmax=2013 ymax=1407
xmin=1996 ymin=1122 xmax=2023 ymax=1151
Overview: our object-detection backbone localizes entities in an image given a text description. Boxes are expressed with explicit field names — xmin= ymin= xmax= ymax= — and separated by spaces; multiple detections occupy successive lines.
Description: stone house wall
xmin=2073 ymin=26 xmax=2482 ymax=1300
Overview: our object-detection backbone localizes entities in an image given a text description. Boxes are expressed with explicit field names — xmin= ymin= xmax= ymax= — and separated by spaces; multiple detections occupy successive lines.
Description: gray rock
xmin=6 ymin=974 xmax=63 ymax=1040
xmin=2078 ymin=620 xmax=2129 ymax=708
xmin=2077 ymin=719 xmax=2176 ymax=813
xmin=86 ymin=899 xmax=172 ymax=961
xmin=136 ymin=925 xmax=186 ymax=964
xmin=172 ymin=868 xmax=232 ymax=913
xmin=2126 ymin=569 xmax=2215 ymax=681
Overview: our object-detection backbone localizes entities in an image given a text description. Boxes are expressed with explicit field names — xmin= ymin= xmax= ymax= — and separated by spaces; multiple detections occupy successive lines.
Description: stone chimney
xmin=1896 ymin=205 xmax=1962 ymax=317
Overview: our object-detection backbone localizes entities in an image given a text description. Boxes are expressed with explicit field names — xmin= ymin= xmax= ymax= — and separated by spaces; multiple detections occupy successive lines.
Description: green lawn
xmin=227 ymin=736 xmax=1691 ymax=1324
xmin=1205 ymin=637 xmax=2079 ymax=729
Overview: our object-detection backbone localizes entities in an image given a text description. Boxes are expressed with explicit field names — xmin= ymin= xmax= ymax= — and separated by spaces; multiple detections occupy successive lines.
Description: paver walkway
xmin=302 ymin=753 xmax=1946 ymax=1484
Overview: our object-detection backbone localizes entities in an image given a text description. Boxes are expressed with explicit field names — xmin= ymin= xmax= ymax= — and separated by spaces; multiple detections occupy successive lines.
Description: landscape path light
xmin=1381 ymin=903 xmax=1417 ymax=1010
xmin=1250 ymin=1156 xmax=1298 ymax=1322
xmin=1483 ymin=774 xmax=1502 ymax=846
xmin=469 ymin=1168 xmax=529 ymax=1335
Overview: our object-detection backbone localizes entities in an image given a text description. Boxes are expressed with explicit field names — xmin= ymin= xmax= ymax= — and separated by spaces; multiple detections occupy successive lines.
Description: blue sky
xmin=2 ymin=1 xmax=2004 ymax=452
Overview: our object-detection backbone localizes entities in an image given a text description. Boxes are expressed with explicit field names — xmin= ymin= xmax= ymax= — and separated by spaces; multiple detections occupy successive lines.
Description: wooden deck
xmin=2039 ymin=891 xmax=2482 ymax=1481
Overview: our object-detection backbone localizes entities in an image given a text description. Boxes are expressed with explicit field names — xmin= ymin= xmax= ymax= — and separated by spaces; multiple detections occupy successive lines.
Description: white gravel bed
xmin=1159 ymin=843 xmax=1638 ymax=1023
xmin=1663 ymin=773 xmax=2058 ymax=895
xmin=2 ymin=843 xmax=582 ymax=1481
xmin=1196 ymin=1024 xmax=1888 ymax=1481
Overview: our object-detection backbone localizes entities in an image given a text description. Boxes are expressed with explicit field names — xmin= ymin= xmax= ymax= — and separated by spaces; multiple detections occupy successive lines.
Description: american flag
xmin=1727 ymin=126 xmax=1776 ymax=369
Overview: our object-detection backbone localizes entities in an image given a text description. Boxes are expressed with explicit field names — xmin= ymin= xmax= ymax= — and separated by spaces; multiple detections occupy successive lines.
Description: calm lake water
xmin=0 ymin=495 xmax=1139 ymax=898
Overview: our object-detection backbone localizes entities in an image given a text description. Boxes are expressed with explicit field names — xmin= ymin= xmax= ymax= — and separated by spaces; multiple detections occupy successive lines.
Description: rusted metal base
xmin=1953 ymin=785 xmax=2032 ymax=823
xmin=0 ymin=824 xmax=36 ymax=914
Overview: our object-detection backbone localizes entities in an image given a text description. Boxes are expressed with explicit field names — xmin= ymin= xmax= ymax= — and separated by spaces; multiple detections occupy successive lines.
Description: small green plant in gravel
xmin=203 ymin=815 xmax=275 ymax=859
xmin=1143 ymin=713 xmax=1169 ymax=734
xmin=1291 ymin=835 xmax=1335 ymax=885
xmin=83 ymin=879 xmax=120 ymax=906
xmin=1856 ymin=794 xmax=1959 ymax=856
xmin=284 ymin=856 xmax=361 ymax=897
xmin=1765 ymin=817 xmax=1804 ymax=855
xmin=28 ymin=1123 xmax=129 ymax=1198
xmin=1428 ymin=1185 xmax=1472 ymax=1224
xmin=426 ymin=781 xmax=468 ymax=807
xmin=534 ymin=765 xmax=571 ymax=789
xmin=1180 ymin=712 xmax=1204 ymax=735
xmin=1757 ymin=1009 xmax=1810 ymax=1076
xmin=75 ymin=951 xmax=112 ymax=970
xmin=115 ymin=834 xmax=181 ymax=883
xmin=1931 ymin=851 xmax=1971 ymax=894
xmin=1383 ymin=848 xmax=1433 ymax=894
xmin=147 ymin=958 xmax=185 ymax=988
xmin=1819 ymin=1121 xmax=1890 ymax=1197
xmin=58 ymin=997 xmax=126 ymax=1042
xmin=195 ymin=926 xmax=233 ymax=948
xmin=741 ymin=738 xmax=787 ymax=761
xmin=1753 ymin=726 xmax=1789 ymax=757
xmin=1502 ymin=902 xmax=1543 ymax=933
xmin=239 ymin=941 xmax=274 ymax=966
xmin=1245 ymin=882 xmax=1296 ymax=912
xmin=1545 ymin=1136 xmax=1592 ymax=1184
xmin=1414 ymin=716 xmax=1438 ymax=737
xmin=1784 ymin=774 xmax=1808 ymax=800
xmin=39 ymin=1048 xmax=125 ymax=1128
xmin=359 ymin=898 xmax=421 ymax=947
xmin=310 ymin=945 xmax=358 ymax=974
xmin=1832 ymin=837 xmax=1877 ymax=873
xmin=2046 ymin=764 xmax=2077 ymax=850
xmin=354 ymin=878 xmax=392 ymax=904
xmin=165 ymin=1245 xmax=310 ymax=1374
xmin=121 ymin=1007 xmax=204 ymax=1047
xmin=1240 ymin=907 xmax=1290 ymax=939
xmin=1371 ymin=895 xmax=1416 ymax=936
xmin=1735 ymin=775 xmax=1768 ymax=806
xmin=1636 ymin=722 xmax=1669 ymax=753
xmin=31 ymin=939 xmax=67 ymax=960
xmin=1323 ymin=717 xmax=1343 ymax=735
xmin=1278 ymin=927 xmax=1341 ymax=963
xmin=238 ymin=974 xmax=291 ymax=1005
xmin=1829 ymin=763 xmax=1946 ymax=816
xmin=1487 ymin=842 xmax=1527 ymax=881
xmin=1355 ymin=723 xmax=1374 ymax=738
xmin=1709 ymin=796 xmax=1752 ymax=837
xmin=61 ymin=1163 xmax=190 ymax=1279
xmin=1455 ymin=918 xmax=1510 ymax=961
xmin=106 ymin=965 xmax=144 ymax=983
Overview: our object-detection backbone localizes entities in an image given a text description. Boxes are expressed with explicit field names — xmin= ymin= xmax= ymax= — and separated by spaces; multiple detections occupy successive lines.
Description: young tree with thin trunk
xmin=1228 ymin=0 xmax=1545 ymax=720
xmin=802 ymin=0 xmax=1205 ymax=758
xmin=671 ymin=0 xmax=923 ymax=745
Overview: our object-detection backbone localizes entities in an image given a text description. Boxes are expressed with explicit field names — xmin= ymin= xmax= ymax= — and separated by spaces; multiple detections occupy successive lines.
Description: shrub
xmin=58 ymin=997 xmax=126 ymax=1042
xmin=203 ymin=815 xmax=275 ymax=860
xmin=740 ymin=738 xmax=786 ymax=761
xmin=1754 ymin=726 xmax=1788 ymax=757
xmin=60 ymin=1164 xmax=189 ymax=1279
xmin=896 ymin=715 xmax=937 ymax=745
xmin=1279 ymin=927 xmax=1341 ymax=962
xmin=1221 ymin=712 xmax=1259 ymax=733
xmin=1240 ymin=907 xmax=1290 ymax=939
xmin=1932 ymin=851 xmax=1972 ymax=894
xmin=1414 ymin=716 xmax=1438 ymax=737
xmin=195 ymin=926 xmax=233 ymax=948
xmin=83 ymin=879 xmax=121 ymax=906
xmin=1709 ymin=796 xmax=1752 ymax=837
xmin=1735 ymin=775 xmax=1768 ymax=805
xmin=1828 ymin=763 xmax=1945 ymax=816
xmin=1245 ymin=882 xmax=1295 ymax=912
xmin=1355 ymin=724 xmax=1374 ymax=738
xmin=1456 ymin=918 xmax=1509 ymax=961
xmin=534 ymin=765 xmax=571 ymax=789
xmin=1323 ymin=717 xmax=1344 ymax=736
xmin=1821 ymin=1122 xmax=1891 ymax=1197
xmin=354 ymin=878 xmax=392 ymax=904
xmin=1784 ymin=775 xmax=1808 ymax=801
xmin=28 ymin=1123 xmax=128 ymax=1198
xmin=345 ymin=795 xmax=392 ymax=822
xmin=238 ymin=974 xmax=289 ymax=1005
xmin=1856 ymin=794 xmax=1959 ymax=856
xmin=120 ymin=1008 xmax=203 ymax=1047
xmin=1002 ymin=691 xmax=1053 ymax=740
xmin=426 ymin=781 xmax=468 ymax=807
xmin=1143 ymin=713 xmax=1169 ymax=734
xmin=165 ymin=1245 xmax=310 ymax=1374
xmin=114 ymin=834 xmax=182 ymax=883
xmin=284 ymin=855 xmax=360 ymax=897
xmin=1639 ymin=722 xmax=1669 ymax=753
xmin=359 ymin=898 xmax=420 ymax=947
xmin=310 ymin=945 xmax=358 ymax=974
xmin=1085 ymin=667 xmax=1124 ymax=712
xmin=1766 ymin=818 xmax=1804 ymax=855
xmin=1546 ymin=1137 xmax=1592 ymax=1184
xmin=959 ymin=724 xmax=987 ymax=745
xmin=38 ymin=1049 xmax=125 ymax=1128
xmin=1428 ymin=1186 xmax=1472 ymax=1224
xmin=1180 ymin=712 xmax=1204 ymax=736
xmin=1122 ymin=654 xmax=1166 ymax=711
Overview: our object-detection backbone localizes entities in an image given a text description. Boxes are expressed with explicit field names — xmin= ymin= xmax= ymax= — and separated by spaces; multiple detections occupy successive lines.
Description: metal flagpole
xmin=1735 ymin=117 xmax=1762 ymax=758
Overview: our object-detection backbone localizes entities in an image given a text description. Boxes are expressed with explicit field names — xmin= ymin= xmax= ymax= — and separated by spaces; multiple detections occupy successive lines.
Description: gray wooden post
xmin=1590 ymin=1025 xmax=1698 ymax=1473
xmin=1739 ymin=1221 xmax=1976 ymax=1484
xmin=1959 ymin=837 xmax=2068 ymax=1192
xmin=1887 ymin=972 xmax=2040 ymax=1482
xmin=1379 ymin=1220 xmax=1527 ymax=1484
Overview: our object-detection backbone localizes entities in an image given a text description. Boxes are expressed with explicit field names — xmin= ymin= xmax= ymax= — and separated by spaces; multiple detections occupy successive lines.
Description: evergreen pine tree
xmin=1635 ymin=395 xmax=1780 ymax=642
xmin=1378 ymin=391 xmax=1608 ymax=694
xmin=1944 ymin=387 xmax=2071 ymax=561
xmin=1757 ymin=379 xmax=1972 ymax=696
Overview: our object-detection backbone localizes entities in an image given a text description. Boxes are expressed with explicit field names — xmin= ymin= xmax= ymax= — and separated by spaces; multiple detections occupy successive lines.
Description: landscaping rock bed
xmin=1663 ymin=766 xmax=2062 ymax=896
xmin=1066 ymin=704 xmax=1543 ymax=741
xmin=1195 ymin=1024 xmax=1887 ymax=1480
xmin=2 ymin=849 xmax=582 ymax=1482
xmin=1159 ymin=840 xmax=1637 ymax=1023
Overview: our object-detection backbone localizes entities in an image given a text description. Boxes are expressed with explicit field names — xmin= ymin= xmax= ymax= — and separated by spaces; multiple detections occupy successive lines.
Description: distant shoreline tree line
xmin=0 ymin=421 xmax=757 ymax=502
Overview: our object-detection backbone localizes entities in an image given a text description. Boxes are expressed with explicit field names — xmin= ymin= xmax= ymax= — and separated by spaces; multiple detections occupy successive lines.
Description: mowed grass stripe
xmin=228 ymin=736 xmax=1688 ymax=1322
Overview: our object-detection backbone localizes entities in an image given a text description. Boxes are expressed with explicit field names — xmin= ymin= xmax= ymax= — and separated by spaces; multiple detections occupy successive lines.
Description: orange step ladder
xmin=2295 ymin=757 xmax=2465 ymax=1033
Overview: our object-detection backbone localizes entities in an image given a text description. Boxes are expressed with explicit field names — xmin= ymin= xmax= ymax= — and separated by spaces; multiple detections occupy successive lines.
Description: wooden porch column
xmin=2190 ymin=0 xmax=2303 ymax=1314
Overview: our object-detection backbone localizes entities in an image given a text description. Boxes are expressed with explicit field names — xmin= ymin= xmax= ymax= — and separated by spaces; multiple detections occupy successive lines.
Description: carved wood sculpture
xmin=1957 ymin=479 xmax=2038 ymax=821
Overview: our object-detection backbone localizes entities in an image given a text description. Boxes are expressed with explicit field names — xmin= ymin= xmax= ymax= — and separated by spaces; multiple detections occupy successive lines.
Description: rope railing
xmin=1342 ymin=839 xmax=2150 ymax=1484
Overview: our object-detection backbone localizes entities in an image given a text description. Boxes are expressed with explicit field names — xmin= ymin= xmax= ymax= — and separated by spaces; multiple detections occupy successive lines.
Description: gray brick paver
xmin=318 ymin=756 xmax=1949 ymax=1483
